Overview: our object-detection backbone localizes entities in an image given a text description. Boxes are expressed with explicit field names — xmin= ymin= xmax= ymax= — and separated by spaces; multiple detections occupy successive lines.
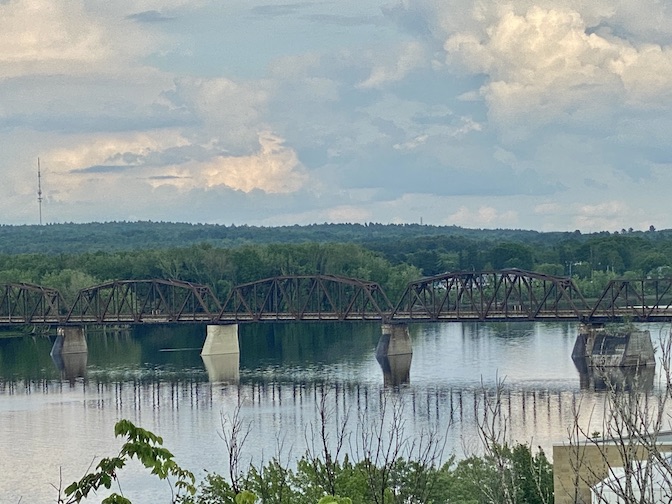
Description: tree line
xmin=1 ymin=222 xmax=672 ymax=305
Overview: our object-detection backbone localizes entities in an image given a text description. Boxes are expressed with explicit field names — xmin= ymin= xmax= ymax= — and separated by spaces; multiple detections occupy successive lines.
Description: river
xmin=0 ymin=322 xmax=666 ymax=502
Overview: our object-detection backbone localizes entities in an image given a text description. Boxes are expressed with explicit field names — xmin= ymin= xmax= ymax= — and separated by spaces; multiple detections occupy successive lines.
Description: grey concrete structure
xmin=51 ymin=326 xmax=88 ymax=355
xmin=201 ymin=324 xmax=240 ymax=355
xmin=376 ymin=323 xmax=412 ymax=358
xmin=572 ymin=324 xmax=655 ymax=369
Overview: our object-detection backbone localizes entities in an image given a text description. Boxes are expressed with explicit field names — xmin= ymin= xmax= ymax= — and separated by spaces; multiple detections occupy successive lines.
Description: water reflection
xmin=51 ymin=351 xmax=88 ymax=384
xmin=202 ymin=353 xmax=240 ymax=383
xmin=2 ymin=321 xmax=671 ymax=503
xmin=376 ymin=353 xmax=412 ymax=386
xmin=577 ymin=365 xmax=656 ymax=391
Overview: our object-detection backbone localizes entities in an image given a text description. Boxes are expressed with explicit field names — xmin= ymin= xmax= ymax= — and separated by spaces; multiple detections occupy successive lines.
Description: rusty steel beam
xmin=66 ymin=279 xmax=221 ymax=324
xmin=218 ymin=275 xmax=393 ymax=322
xmin=6 ymin=273 xmax=672 ymax=327
xmin=0 ymin=283 xmax=65 ymax=324
xmin=391 ymin=269 xmax=591 ymax=322
xmin=589 ymin=278 xmax=672 ymax=322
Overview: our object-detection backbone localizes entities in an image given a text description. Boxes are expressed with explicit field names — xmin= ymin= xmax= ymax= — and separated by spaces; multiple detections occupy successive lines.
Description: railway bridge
xmin=2 ymin=269 xmax=667 ymax=378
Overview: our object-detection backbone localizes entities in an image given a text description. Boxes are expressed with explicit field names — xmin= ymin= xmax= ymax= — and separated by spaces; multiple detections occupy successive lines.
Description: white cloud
xmin=358 ymin=40 xmax=426 ymax=89
xmin=0 ymin=0 xmax=171 ymax=78
xmin=572 ymin=200 xmax=642 ymax=232
xmin=534 ymin=202 xmax=562 ymax=215
xmin=441 ymin=3 xmax=672 ymax=124
xmin=170 ymin=77 xmax=270 ymax=150
xmin=197 ymin=132 xmax=307 ymax=193
xmin=325 ymin=205 xmax=372 ymax=223
xmin=44 ymin=130 xmax=306 ymax=202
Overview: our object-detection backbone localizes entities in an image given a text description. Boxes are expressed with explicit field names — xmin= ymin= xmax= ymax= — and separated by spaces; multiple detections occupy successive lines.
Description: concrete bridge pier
xmin=51 ymin=326 xmax=88 ymax=355
xmin=572 ymin=323 xmax=655 ymax=371
xmin=201 ymin=324 xmax=240 ymax=383
xmin=51 ymin=326 xmax=88 ymax=382
xmin=376 ymin=323 xmax=413 ymax=357
xmin=376 ymin=323 xmax=412 ymax=385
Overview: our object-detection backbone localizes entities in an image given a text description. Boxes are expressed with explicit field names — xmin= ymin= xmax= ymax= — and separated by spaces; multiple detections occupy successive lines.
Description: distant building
xmin=553 ymin=432 xmax=672 ymax=504
xmin=591 ymin=454 xmax=672 ymax=503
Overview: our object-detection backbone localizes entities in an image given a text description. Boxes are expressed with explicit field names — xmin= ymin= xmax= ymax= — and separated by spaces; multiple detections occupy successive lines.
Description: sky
xmin=2 ymin=0 xmax=672 ymax=232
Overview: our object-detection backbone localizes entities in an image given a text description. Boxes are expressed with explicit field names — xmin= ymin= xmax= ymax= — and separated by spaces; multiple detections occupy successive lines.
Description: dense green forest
xmin=0 ymin=221 xmax=671 ymax=303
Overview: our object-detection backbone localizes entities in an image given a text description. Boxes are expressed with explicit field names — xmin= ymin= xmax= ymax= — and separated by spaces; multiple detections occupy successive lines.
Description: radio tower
xmin=37 ymin=158 xmax=43 ymax=225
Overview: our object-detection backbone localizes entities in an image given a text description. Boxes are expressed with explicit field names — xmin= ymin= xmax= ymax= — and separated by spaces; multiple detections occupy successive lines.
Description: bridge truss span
xmin=0 ymin=283 xmax=65 ymax=324
xmin=218 ymin=275 xmax=393 ymax=322
xmin=66 ymin=279 xmax=222 ymax=324
xmin=391 ymin=269 xmax=591 ymax=322
xmin=590 ymin=277 xmax=672 ymax=322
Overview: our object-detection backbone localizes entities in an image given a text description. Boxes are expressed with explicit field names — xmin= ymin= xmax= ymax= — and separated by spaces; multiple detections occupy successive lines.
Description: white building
xmin=591 ymin=454 xmax=672 ymax=503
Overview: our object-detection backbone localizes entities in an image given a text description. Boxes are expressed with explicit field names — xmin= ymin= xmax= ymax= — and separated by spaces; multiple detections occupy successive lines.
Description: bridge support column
xmin=51 ymin=326 xmax=88 ymax=355
xmin=376 ymin=324 xmax=412 ymax=386
xmin=201 ymin=325 xmax=240 ymax=383
xmin=202 ymin=324 xmax=240 ymax=355
xmin=376 ymin=324 xmax=412 ymax=358
xmin=572 ymin=324 xmax=655 ymax=369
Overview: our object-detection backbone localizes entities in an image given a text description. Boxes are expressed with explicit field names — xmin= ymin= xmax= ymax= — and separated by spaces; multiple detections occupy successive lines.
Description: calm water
xmin=0 ymin=322 xmax=667 ymax=503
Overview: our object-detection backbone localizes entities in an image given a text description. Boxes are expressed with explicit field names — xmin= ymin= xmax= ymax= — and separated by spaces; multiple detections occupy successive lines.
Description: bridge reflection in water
xmin=2 ymin=320 xmax=669 ymax=503
xmin=0 ymin=372 xmax=653 ymax=458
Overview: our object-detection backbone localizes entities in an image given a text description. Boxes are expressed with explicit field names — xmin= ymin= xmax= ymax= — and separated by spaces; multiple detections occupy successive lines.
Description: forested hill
xmin=2 ymin=221 xmax=672 ymax=302
xmin=0 ymin=221 xmax=652 ymax=255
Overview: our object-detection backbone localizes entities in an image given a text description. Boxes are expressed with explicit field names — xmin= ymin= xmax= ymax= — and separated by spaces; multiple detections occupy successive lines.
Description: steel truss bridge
xmin=3 ymin=270 xmax=672 ymax=326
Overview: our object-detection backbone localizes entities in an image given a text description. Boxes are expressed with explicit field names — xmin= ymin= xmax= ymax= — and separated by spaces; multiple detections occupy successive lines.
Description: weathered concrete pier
xmin=572 ymin=324 xmax=655 ymax=369
xmin=200 ymin=324 xmax=241 ymax=382
xmin=51 ymin=326 xmax=88 ymax=355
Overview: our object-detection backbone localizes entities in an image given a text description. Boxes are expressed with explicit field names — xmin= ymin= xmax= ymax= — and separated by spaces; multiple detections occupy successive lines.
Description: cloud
xmin=573 ymin=200 xmax=640 ymax=232
xmin=167 ymin=77 xmax=269 ymax=150
xmin=0 ymin=1 xmax=110 ymax=78
xmin=71 ymin=165 xmax=131 ymax=174
xmin=358 ymin=40 xmax=426 ymax=89
xmin=250 ymin=3 xmax=312 ymax=18
xmin=197 ymin=132 xmax=307 ymax=193
xmin=441 ymin=4 xmax=672 ymax=124
xmin=126 ymin=10 xmax=176 ymax=23
xmin=304 ymin=14 xmax=382 ymax=27
xmin=45 ymin=130 xmax=306 ymax=202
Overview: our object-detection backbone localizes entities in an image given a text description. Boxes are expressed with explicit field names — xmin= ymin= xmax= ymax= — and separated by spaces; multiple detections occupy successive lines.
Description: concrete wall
xmin=553 ymin=442 xmax=672 ymax=504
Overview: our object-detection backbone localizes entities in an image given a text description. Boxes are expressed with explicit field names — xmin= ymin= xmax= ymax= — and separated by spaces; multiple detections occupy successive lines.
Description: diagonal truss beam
xmin=391 ymin=269 xmax=591 ymax=322
xmin=218 ymin=275 xmax=393 ymax=322
xmin=0 ymin=283 xmax=65 ymax=324
xmin=66 ymin=279 xmax=221 ymax=324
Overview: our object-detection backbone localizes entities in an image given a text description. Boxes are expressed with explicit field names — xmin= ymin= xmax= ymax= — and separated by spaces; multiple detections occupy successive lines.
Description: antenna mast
xmin=37 ymin=158 xmax=43 ymax=225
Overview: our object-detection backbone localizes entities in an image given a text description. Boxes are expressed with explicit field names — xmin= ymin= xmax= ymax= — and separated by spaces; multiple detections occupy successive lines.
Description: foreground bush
xmin=58 ymin=419 xmax=553 ymax=504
